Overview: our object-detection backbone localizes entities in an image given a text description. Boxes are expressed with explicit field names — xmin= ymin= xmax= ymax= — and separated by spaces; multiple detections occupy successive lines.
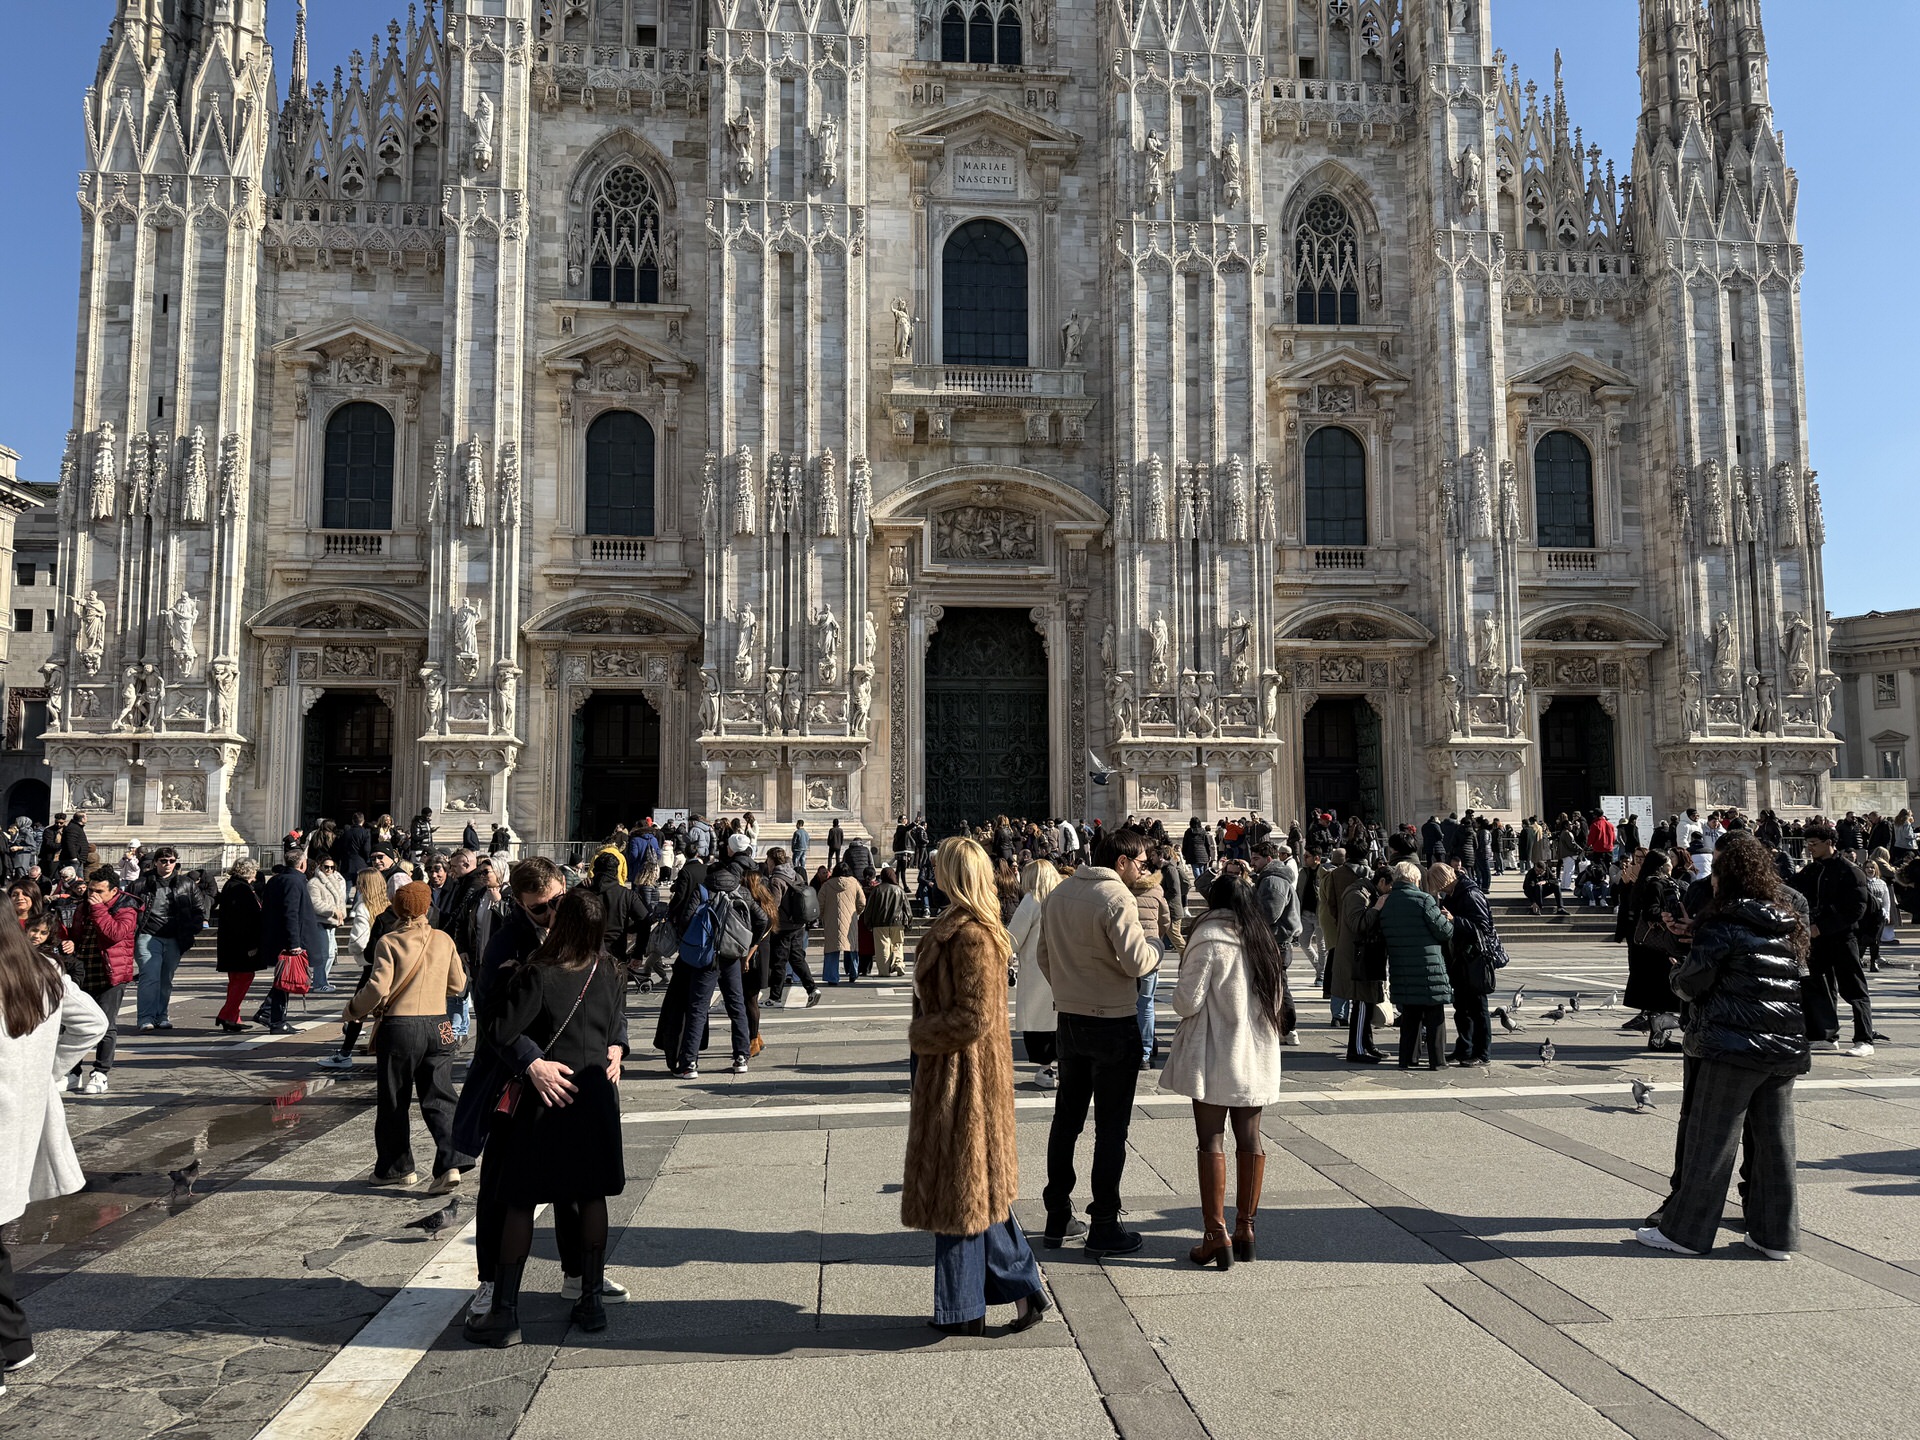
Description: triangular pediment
xmin=1508 ymin=351 xmax=1636 ymax=394
xmin=272 ymin=319 xmax=436 ymax=369
xmin=1271 ymin=345 xmax=1410 ymax=392
xmin=894 ymin=99 xmax=1081 ymax=163
xmin=539 ymin=323 xmax=695 ymax=383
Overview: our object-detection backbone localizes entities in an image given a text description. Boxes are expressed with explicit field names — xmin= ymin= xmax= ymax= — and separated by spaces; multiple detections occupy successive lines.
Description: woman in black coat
xmin=1623 ymin=851 xmax=1685 ymax=1035
xmin=651 ymin=859 xmax=708 ymax=1068
xmin=465 ymin=889 xmax=626 ymax=1347
xmin=212 ymin=859 xmax=265 ymax=1032
xmin=1640 ymin=835 xmax=1809 ymax=1259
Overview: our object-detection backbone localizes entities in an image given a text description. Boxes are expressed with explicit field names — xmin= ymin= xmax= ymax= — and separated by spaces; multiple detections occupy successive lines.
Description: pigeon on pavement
xmin=1570 ymin=994 xmax=1583 ymax=1012
xmin=167 ymin=1160 xmax=201 ymax=1196
xmin=404 ymin=1197 xmax=461 ymax=1234
xmin=1492 ymin=1007 xmax=1519 ymax=1033
xmin=1542 ymin=1003 xmax=1566 ymax=1022
xmin=1539 ymin=1039 xmax=1556 ymax=1064
xmin=1632 ymin=1078 xmax=1656 ymax=1110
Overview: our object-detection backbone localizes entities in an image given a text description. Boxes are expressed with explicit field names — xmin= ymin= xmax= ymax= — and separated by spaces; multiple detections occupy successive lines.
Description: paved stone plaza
xmin=4 ymin=900 xmax=1919 ymax=1440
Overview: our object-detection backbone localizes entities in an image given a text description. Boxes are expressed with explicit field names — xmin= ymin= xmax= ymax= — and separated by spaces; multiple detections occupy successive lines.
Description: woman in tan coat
xmin=818 ymin=861 xmax=867 ymax=985
xmin=343 ymin=883 xmax=468 ymax=1191
xmin=902 ymin=837 xmax=1050 ymax=1337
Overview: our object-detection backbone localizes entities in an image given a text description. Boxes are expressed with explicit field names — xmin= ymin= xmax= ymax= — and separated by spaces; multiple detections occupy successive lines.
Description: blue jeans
xmin=824 ymin=951 xmax=852 ymax=985
xmin=135 ymin=934 xmax=183 ymax=1027
xmin=932 ymin=1215 xmax=1044 ymax=1325
xmin=1137 ymin=968 xmax=1161 ymax=1063
xmin=311 ymin=929 xmax=338 ymax=991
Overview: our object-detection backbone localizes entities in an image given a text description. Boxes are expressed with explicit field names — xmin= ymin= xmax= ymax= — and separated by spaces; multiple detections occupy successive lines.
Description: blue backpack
xmin=676 ymin=886 xmax=753 ymax=968
xmin=677 ymin=887 xmax=720 ymax=969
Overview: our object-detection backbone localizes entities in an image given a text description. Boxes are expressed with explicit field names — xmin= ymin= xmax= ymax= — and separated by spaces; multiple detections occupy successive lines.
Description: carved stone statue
xmin=1806 ymin=475 xmax=1826 ymax=544
xmin=1773 ymin=461 xmax=1801 ymax=548
xmin=1456 ymin=146 xmax=1483 ymax=217
xmin=1262 ymin=672 xmax=1281 ymax=733
xmin=701 ymin=451 xmax=719 ymax=532
xmin=125 ymin=434 xmax=151 ymax=516
xmin=1747 ymin=673 xmax=1779 ymax=735
xmin=57 ymin=430 xmax=77 ymax=513
xmin=1148 ymin=615 xmax=1171 ymax=688
xmin=1682 ymin=671 xmax=1704 ymax=734
xmin=1505 ymin=671 xmax=1527 ymax=739
xmin=849 ymin=455 xmax=873 ymax=537
xmin=863 ymin=609 xmax=878 ymax=666
xmin=1475 ymin=610 xmax=1501 ymax=685
xmin=42 ymin=660 xmax=64 ymax=732
xmin=1712 ymin=611 xmax=1738 ymax=691
xmin=1219 ymin=133 xmax=1243 ymax=207
xmin=1225 ymin=455 xmax=1249 ymax=542
xmin=1061 ymin=310 xmax=1086 ymax=365
xmin=495 ymin=662 xmax=518 ymax=736
xmin=1440 ymin=673 xmax=1462 ymax=736
xmin=1099 ymin=623 xmax=1115 ymax=670
xmin=1254 ymin=464 xmax=1276 ymax=539
xmin=453 ymin=597 xmax=482 ymax=680
xmin=163 ymin=592 xmax=199 ymax=675
xmin=112 ymin=664 xmax=146 ymax=732
xmin=851 ymin=666 xmax=872 ymax=735
xmin=75 ymin=590 xmax=107 ymax=676
xmin=1782 ymin=611 xmax=1813 ymax=688
xmin=420 ymin=663 xmax=445 ymax=732
xmin=180 ymin=426 xmax=208 ymax=523
xmin=497 ymin=441 xmax=521 ymax=525
xmin=1670 ymin=470 xmax=1693 ymax=541
xmin=566 ymin=223 xmax=586 ymax=286
xmin=812 ymin=115 xmax=839 ymax=189
xmin=1702 ymin=459 xmax=1728 ymax=545
xmin=891 ymin=298 xmax=916 ymax=360
xmin=699 ymin=667 xmax=720 ymax=733
xmin=208 ymin=656 xmax=237 ymax=732
xmin=732 ymin=445 xmax=757 ymax=535
xmin=733 ymin=603 xmax=758 ymax=688
xmin=1142 ymin=130 xmax=1167 ymax=205
xmin=471 ymin=93 xmax=495 ymax=173
xmin=814 ymin=606 xmax=841 ymax=687
xmin=1498 ymin=460 xmax=1521 ymax=541
xmin=90 ymin=423 xmax=117 ymax=521
xmin=1227 ymin=612 xmax=1253 ymax=690
xmin=1108 ymin=671 xmax=1137 ymax=740
xmin=727 ymin=109 xmax=757 ymax=186
xmin=1144 ymin=455 xmax=1168 ymax=541
xmin=815 ymin=451 xmax=840 ymax=537
xmin=1467 ymin=448 xmax=1493 ymax=540
xmin=462 ymin=439 xmax=487 ymax=528
xmin=781 ymin=671 xmax=803 ymax=734
xmin=217 ymin=432 xmax=245 ymax=519
xmin=1450 ymin=0 xmax=1475 ymax=30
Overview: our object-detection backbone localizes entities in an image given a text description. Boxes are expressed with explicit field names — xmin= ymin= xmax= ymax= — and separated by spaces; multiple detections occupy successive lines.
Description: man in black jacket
xmin=257 ymin=846 xmax=325 ymax=1033
xmin=336 ymin=812 xmax=374 ymax=883
xmin=584 ymin=852 xmax=647 ymax=975
xmin=131 ymin=846 xmax=205 ymax=1031
xmin=60 ymin=812 xmax=91 ymax=869
xmin=1181 ymin=817 xmax=1215 ymax=875
xmin=1788 ymin=823 xmax=1878 ymax=1056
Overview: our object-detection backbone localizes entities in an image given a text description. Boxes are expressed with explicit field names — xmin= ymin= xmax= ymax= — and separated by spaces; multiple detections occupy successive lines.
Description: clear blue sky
xmin=1 ymin=2 xmax=1911 ymax=616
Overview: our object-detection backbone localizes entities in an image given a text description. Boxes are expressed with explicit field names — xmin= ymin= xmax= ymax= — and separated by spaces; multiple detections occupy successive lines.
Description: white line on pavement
xmin=619 ymin=1074 xmax=1920 ymax=1125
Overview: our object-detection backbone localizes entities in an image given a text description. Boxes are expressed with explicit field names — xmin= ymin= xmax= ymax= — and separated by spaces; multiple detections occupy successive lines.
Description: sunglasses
xmin=524 ymin=894 xmax=561 ymax=917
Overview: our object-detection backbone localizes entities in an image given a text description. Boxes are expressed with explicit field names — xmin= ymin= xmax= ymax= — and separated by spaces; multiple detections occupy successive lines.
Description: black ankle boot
xmin=571 ymin=1246 xmax=607 ymax=1333
xmin=464 ymin=1258 xmax=524 ymax=1348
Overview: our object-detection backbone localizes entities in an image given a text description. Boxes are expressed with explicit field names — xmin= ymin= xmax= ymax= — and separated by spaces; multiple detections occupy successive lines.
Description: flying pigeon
xmin=1542 ymin=1003 xmax=1566 ymax=1022
xmin=1570 ymin=994 xmax=1584 ymax=1012
xmin=1088 ymin=751 xmax=1114 ymax=786
xmin=1492 ymin=1007 xmax=1519 ymax=1033
xmin=1538 ymin=1038 xmax=1556 ymax=1064
xmin=1631 ymin=1078 xmax=1656 ymax=1110
xmin=1511 ymin=990 xmax=1526 ymax=1012
xmin=404 ymin=1197 xmax=461 ymax=1234
xmin=167 ymin=1159 xmax=201 ymax=1196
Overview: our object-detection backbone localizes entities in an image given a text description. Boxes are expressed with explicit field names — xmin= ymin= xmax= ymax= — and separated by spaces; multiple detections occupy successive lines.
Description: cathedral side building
xmin=47 ymin=0 xmax=1836 ymax=848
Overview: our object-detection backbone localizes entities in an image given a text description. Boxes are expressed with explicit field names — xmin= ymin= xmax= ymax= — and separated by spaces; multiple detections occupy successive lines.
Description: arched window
xmin=585 ymin=411 xmax=657 ymax=536
xmin=322 ymin=402 xmax=395 ymax=530
xmin=942 ymin=2 xmax=1019 ymax=62
xmin=1294 ymin=194 xmax=1361 ymax=325
xmin=1304 ymin=426 xmax=1368 ymax=546
xmin=1534 ymin=430 xmax=1595 ymax=548
xmin=587 ymin=164 xmax=660 ymax=304
xmin=942 ymin=219 xmax=1028 ymax=367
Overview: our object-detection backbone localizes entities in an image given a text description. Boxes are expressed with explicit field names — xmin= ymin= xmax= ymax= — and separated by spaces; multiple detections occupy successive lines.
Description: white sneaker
xmin=1817 ymin=1040 xmax=1843 ymax=1052
xmin=1844 ymin=1042 xmax=1875 ymax=1058
xmin=560 ymin=1275 xmax=631 ymax=1302
xmin=1034 ymin=1064 xmax=1058 ymax=1091
xmin=1742 ymin=1234 xmax=1792 ymax=1261
xmin=1633 ymin=1225 xmax=1703 ymax=1256
xmin=468 ymin=1281 xmax=494 ymax=1319
xmin=83 ymin=1071 xmax=109 ymax=1095
xmin=1281 ymin=1031 xmax=1301 ymax=1047
xmin=317 ymin=1053 xmax=354 ymax=1070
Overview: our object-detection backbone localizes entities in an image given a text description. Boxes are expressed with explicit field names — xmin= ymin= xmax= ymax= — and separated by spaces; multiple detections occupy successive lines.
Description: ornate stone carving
xmin=1148 ymin=616 xmax=1171 ymax=688
xmin=451 ymin=691 xmax=492 ymax=723
xmin=1466 ymin=775 xmax=1508 ymax=809
xmin=814 ymin=606 xmax=841 ymax=687
xmin=732 ymin=446 xmax=757 ymax=536
xmin=70 ymin=776 xmax=115 ymax=812
xmin=90 ymin=423 xmax=118 ymax=521
xmin=1440 ymin=673 xmax=1462 ymax=736
xmin=1226 ymin=613 xmax=1253 ymax=691
xmin=1137 ymin=775 xmax=1178 ymax=811
xmin=932 ymin=503 xmax=1038 ymax=562
xmin=419 ymin=663 xmax=445 ymax=731
xmin=721 ymin=775 xmax=762 ymax=811
xmin=1143 ymin=455 xmax=1167 ymax=541
xmin=453 ymin=597 xmax=482 ymax=681
xmin=1712 ymin=612 xmax=1738 ymax=693
xmin=218 ymin=433 xmax=246 ymax=518
xmin=1707 ymin=776 xmax=1745 ymax=809
xmin=1108 ymin=671 xmax=1137 ymax=740
xmin=74 ymin=590 xmax=107 ymax=676
xmin=1466 ymin=447 xmax=1492 ymax=540
xmin=321 ymin=645 xmax=377 ymax=678
xmin=445 ymin=773 xmax=488 ymax=812
xmin=180 ymin=426 xmax=208 ymax=523
xmin=497 ymin=440 xmax=521 ymax=524
xmin=1773 ymin=461 xmax=1800 ymax=548
xmin=429 ymin=438 xmax=447 ymax=522
xmin=1781 ymin=611 xmax=1813 ymax=691
xmin=1533 ymin=619 xmax=1619 ymax=643
xmin=160 ymin=774 xmax=207 ymax=813
xmin=732 ymin=603 xmax=757 ymax=688
xmin=814 ymin=452 xmax=840 ymax=538
xmin=590 ymin=649 xmax=647 ymax=678
xmin=804 ymin=776 xmax=848 ymax=812
xmin=461 ymin=438 xmax=487 ymax=529
xmin=1701 ymin=459 xmax=1727 ymax=546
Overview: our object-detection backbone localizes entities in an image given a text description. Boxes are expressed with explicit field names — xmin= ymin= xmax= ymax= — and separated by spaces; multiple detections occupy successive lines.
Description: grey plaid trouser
xmin=1662 ymin=1058 xmax=1798 ymax=1255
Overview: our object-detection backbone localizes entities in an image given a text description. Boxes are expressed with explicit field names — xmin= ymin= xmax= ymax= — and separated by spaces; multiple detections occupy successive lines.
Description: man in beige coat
xmin=1035 ymin=826 xmax=1161 ymax=1256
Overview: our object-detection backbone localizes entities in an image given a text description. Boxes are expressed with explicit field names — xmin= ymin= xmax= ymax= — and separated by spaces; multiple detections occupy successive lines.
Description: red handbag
xmin=275 ymin=948 xmax=312 ymax=996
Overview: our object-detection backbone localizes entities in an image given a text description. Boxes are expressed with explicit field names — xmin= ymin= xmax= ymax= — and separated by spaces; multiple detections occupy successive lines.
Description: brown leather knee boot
xmin=1189 ymin=1150 xmax=1232 ymax=1270
xmin=1233 ymin=1152 xmax=1265 ymax=1262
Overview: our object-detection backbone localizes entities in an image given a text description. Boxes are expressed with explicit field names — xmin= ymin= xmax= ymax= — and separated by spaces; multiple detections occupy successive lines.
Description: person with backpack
xmin=1788 ymin=822 xmax=1879 ymax=1057
xmin=763 ymin=846 xmax=821 ymax=1007
xmin=665 ymin=857 xmax=761 ymax=1079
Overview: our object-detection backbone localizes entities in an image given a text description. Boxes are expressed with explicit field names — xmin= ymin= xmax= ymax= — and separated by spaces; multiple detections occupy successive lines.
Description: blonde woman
xmin=903 ymin=838 xmax=1049 ymax=1337
xmin=1010 ymin=859 xmax=1063 ymax=1089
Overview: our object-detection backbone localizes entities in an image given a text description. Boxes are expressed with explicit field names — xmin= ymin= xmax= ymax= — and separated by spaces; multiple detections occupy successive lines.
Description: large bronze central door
xmin=924 ymin=607 xmax=1050 ymax=838
xmin=301 ymin=692 xmax=394 ymax=826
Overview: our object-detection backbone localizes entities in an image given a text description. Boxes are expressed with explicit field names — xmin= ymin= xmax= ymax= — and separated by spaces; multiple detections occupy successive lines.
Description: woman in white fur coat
xmin=0 ymin=918 xmax=108 ymax=1384
xmin=1159 ymin=861 xmax=1287 ymax=1272
xmin=1008 ymin=860 xmax=1062 ymax=1089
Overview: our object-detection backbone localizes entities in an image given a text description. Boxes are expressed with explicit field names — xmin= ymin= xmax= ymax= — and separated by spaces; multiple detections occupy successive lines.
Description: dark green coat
xmin=1380 ymin=881 xmax=1454 ymax=1007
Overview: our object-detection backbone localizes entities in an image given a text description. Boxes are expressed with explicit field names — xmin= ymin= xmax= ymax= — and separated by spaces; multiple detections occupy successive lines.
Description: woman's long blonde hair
xmin=357 ymin=867 xmax=391 ymax=920
xmin=935 ymin=836 xmax=1011 ymax=962
xmin=1020 ymin=858 xmax=1062 ymax=902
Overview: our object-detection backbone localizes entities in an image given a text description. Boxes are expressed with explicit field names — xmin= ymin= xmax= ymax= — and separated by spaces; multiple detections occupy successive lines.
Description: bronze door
xmin=924 ymin=608 xmax=1050 ymax=838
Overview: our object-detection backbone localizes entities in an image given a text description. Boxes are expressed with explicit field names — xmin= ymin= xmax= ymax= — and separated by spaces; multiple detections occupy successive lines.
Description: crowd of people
xmin=0 ymin=790 xmax=1911 ymax=1373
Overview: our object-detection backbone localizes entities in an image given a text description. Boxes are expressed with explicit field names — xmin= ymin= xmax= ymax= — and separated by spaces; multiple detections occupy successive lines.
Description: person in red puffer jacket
xmin=1585 ymin=812 xmax=1618 ymax=865
xmin=55 ymin=866 xmax=141 ymax=1095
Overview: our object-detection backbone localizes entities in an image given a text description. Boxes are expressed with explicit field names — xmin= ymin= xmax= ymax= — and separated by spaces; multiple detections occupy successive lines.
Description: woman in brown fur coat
xmin=902 ymin=837 xmax=1051 ymax=1337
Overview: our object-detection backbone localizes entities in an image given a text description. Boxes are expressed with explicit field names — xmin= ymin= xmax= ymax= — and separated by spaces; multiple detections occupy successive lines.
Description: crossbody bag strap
xmin=539 ymin=957 xmax=601 ymax=1060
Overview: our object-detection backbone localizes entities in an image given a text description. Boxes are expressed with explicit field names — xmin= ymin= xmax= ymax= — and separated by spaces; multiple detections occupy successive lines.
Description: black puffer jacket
xmin=1671 ymin=899 xmax=1810 ymax=1076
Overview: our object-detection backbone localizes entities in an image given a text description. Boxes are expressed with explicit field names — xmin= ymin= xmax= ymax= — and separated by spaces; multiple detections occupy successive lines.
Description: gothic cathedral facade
xmin=48 ymin=0 xmax=1835 ymax=846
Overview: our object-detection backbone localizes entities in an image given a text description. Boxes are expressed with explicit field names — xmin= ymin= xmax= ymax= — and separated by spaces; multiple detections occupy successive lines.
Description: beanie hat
xmin=393 ymin=882 xmax=434 ymax=919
